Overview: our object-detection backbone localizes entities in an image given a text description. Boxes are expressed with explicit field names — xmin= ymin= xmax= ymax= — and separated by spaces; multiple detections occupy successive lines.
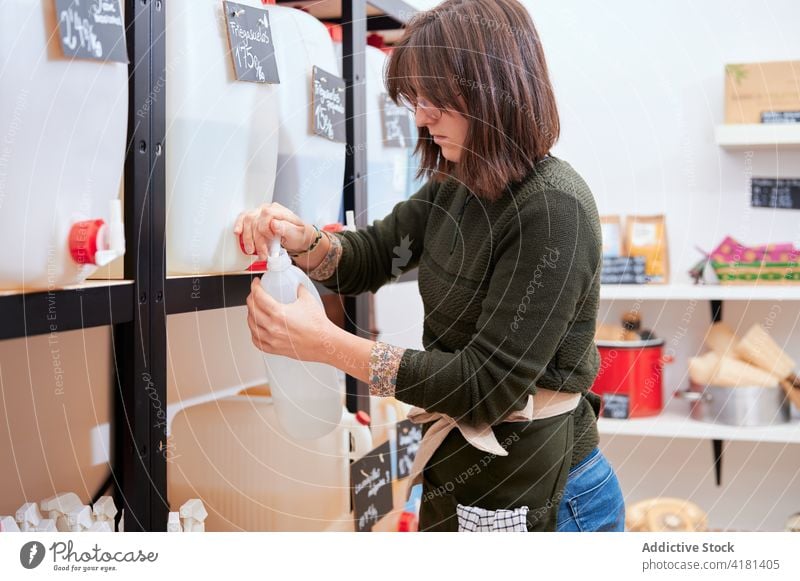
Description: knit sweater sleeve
xmin=314 ymin=180 xmax=438 ymax=295
xmin=393 ymin=190 xmax=600 ymax=426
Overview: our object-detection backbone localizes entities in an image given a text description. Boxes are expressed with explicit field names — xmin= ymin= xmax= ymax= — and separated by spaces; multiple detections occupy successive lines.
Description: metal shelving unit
xmin=0 ymin=0 xmax=417 ymax=532
xmin=0 ymin=281 xmax=134 ymax=341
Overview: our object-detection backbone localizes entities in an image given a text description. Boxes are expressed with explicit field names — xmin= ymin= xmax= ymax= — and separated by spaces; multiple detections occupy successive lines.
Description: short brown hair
xmin=386 ymin=0 xmax=560 ymax=201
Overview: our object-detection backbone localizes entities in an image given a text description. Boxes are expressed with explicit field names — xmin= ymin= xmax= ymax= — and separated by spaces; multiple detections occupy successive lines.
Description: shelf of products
xmin=598 ymin=402 xmax=800 ymax=444
xmin=600 ymin=283 xmax=800 ymax=301
xmin=715 ymin=123 xmax=800 ymax=150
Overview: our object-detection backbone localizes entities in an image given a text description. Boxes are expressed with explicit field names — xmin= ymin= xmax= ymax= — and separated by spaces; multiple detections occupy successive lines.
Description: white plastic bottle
xmin=260 ymin=240 xmax=343 ymax=439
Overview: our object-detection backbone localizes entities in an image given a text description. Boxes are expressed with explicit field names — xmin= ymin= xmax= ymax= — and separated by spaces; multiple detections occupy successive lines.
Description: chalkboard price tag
xmin=751 ymin=178 xmax=800 ymax=210
xmin=54 ymin=0 xmax=128 ymax=63
xmin=350 ymin=441 xmax=393 ymax=533
xmin=223 ymin=1 xmax=280 ymax=84
xmin=395 ymin=419 xmax=422 ymax=480
xmin=761 ymin=111 xmax=800 ymax=124
xmin=382 ymin=94 xmax=413 ymax=148
xmin=312 ymin=66 xmax=346 ymax=143
xmin=601 ymin=393 xmax=630 ymax=419
xmin=600 ymin=256 xmax=648 ymax=284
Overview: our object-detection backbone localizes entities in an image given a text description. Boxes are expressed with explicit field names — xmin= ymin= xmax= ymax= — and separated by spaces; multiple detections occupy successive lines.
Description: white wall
xmin=375 ymin=0 xmax=800 ymax=531
xmin=2 ymin=0 xmax=797 ymax=531
xmin=0 ymin=328 xmax=111 ymax=516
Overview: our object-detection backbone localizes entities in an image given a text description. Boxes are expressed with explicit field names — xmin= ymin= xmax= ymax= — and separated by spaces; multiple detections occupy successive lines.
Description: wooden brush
xmin=688 ymin=352 xmax=720 ymax=385
xmin=704 ymin=322 xmax=740 ymax=358
xmin=779 ymin=379 xmax=800 ymax=410
xmin=712 ymin=356 xmax=782 ymax=388
xmin=734 ymin=324 xmax=796 ymax=380
xmin=733 ymin=324 xmax=800 ymax=408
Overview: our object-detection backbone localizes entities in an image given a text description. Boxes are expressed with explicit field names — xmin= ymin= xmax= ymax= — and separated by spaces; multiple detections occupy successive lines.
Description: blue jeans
xmin=556 ymin=447 xmax=625 ymax=532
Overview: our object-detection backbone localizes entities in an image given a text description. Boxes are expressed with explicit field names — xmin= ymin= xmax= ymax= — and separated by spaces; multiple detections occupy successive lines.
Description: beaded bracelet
xmin=287 ymin=224 xmax=323 ymax=258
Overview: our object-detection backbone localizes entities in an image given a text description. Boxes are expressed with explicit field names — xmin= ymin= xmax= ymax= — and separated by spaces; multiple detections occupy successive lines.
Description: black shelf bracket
xmin=710 ymin=298 xmax=724 ymax=486
xmin=112 ymin=0 xmax=168 ymax=532
xmin=165 ymin=274 xmax=257 ymax=315
xmin=342 ymin=0 xmax=370 ymax=415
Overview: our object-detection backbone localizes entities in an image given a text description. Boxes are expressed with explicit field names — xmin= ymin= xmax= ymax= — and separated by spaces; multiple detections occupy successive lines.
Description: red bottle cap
xmin=325 ymin=23 xmax=343 ymax=43
xmin=322 ymin=223 xmax=344 ymax=233
xmin=355 ymin=410 xmax=371 ymax=426
xmin=397 ymin=511 xmax=418 ymax=532
xmin=69 ymin=219 xmax=105 ymax=265
xmin=247 ymin=261 xmax=268 ymax=272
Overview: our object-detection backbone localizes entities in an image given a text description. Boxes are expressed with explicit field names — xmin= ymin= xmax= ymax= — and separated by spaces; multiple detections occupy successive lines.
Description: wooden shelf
xmin=598 ymin=402 xmax=800 ymax=444
xmin=0 ymin=278 xmax=133 ymax=297
xmin=600 ymin=283 xmax=800 ymax=302
xmin=715 ymin=123 xmax=800 ymax=150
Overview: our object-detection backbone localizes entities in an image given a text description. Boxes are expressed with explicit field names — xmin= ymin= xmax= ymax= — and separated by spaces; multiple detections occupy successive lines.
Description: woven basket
xmin=711 ymin=261 xmax=800 ymax=285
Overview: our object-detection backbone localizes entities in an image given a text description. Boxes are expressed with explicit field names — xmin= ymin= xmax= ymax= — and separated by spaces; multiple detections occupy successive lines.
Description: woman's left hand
xmin=246 ymin=278 xmax=335 ymax=363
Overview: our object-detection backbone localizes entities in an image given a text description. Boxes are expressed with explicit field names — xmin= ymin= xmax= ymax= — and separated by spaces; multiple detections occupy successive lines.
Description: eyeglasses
xmin=397 ymin=94 xmax=444 ymax=121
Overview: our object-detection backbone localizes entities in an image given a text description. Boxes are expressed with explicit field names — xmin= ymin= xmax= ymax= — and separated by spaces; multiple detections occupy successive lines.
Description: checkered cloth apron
xmin=456 ymin=504 xmax=529 ymax=532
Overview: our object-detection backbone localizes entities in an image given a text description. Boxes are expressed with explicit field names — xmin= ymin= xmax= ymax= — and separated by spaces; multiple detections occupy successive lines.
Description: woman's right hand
xmin=234 ymin=202 xmax=311 ymax=259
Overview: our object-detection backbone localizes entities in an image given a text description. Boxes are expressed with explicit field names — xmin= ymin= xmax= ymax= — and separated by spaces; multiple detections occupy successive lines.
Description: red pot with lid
xmin=591 ymin=338 xmax=673 ymax=418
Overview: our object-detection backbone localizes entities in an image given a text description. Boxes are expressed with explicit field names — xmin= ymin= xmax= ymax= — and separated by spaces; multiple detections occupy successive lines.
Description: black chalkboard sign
xmin=54 ymin=0 xmax=128 ymax=63
xmin=382 ymin=94 xmax=414 ymax=148
xmin=601 ymin=393 xmax=629 ymax=419
xmin=312 ymin=66 xmax=346 ymax=143
xmin=223 ymin=1 xmax=279 ymax=84
xmin=600 ymin=256 xmax=648 ymax=284
xmin=351 ymin=441 xmax=393 ymax=533
xmin=395 ymin=419 xmax=422 ymax=480
xmin=761 ymin=111 xmax=800 ymax=124
xmin=751 ymin=178 xmax=800 ymax=210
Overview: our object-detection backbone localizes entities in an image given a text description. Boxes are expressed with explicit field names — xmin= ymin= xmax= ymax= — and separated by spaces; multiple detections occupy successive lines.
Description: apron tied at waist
xmin=405 ymin=389 xmax=582 ymax=499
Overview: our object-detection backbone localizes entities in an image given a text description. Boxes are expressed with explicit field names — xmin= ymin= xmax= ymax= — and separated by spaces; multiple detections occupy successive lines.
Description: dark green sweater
xmin=320 ymin=156 xmax=602 ymax=468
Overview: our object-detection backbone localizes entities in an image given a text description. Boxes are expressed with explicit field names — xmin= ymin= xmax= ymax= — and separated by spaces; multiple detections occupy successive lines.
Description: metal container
xmin=677 ymin=382 xmax=791 ymax=427
xmin=592 ymin=338 xmax=672 ymax=418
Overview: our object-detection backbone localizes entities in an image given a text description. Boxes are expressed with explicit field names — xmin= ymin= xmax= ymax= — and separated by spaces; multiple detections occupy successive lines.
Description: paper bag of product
xmin=625 ymin=215 xmax=669 ymax=283
xmin=600 ymin=215 xmax=623 ymax=258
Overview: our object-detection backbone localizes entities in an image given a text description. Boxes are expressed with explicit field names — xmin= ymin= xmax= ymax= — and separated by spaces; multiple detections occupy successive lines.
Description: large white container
xmin=168 ymin=395 xmax=371 ymax=531
xmin=364 ymin=46 xmax=413 ymax=223
xmin=0 ymin=1 xmax=127 ymax=290
xmin=335 ymin=44 xmax=421 ymax=222
xmin=166 ymin=0 xmax=280 ymax=274
xmin=270 ymin=6 xmax=345 ymax=227
xmin=260 ymin=240 xmax=343 ymax=440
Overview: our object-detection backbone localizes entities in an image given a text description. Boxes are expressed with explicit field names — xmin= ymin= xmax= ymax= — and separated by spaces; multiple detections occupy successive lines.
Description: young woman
xmin=235 ymin=0 xmax=625 ymax=532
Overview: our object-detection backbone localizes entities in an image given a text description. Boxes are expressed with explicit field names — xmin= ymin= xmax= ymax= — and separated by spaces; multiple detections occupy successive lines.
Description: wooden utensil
xmin=712 ymin=356 xmax=783 ymax=388
xmin=734 ymin=324 xmax=800 ymax=407
xmin=704 ymin=322 xmax=740 ymax=358
xmin=735 ymin=324 xmax=796 ymax=380
xmin=688 ymin=352 xmax=720 ymax=385
xmin=779 ymin=379 xmax=800 ymax=410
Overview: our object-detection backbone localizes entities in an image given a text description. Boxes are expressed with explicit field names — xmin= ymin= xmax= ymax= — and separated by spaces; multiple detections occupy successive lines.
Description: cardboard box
xmin=725 ymin=60 xmax=800 ymax=124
